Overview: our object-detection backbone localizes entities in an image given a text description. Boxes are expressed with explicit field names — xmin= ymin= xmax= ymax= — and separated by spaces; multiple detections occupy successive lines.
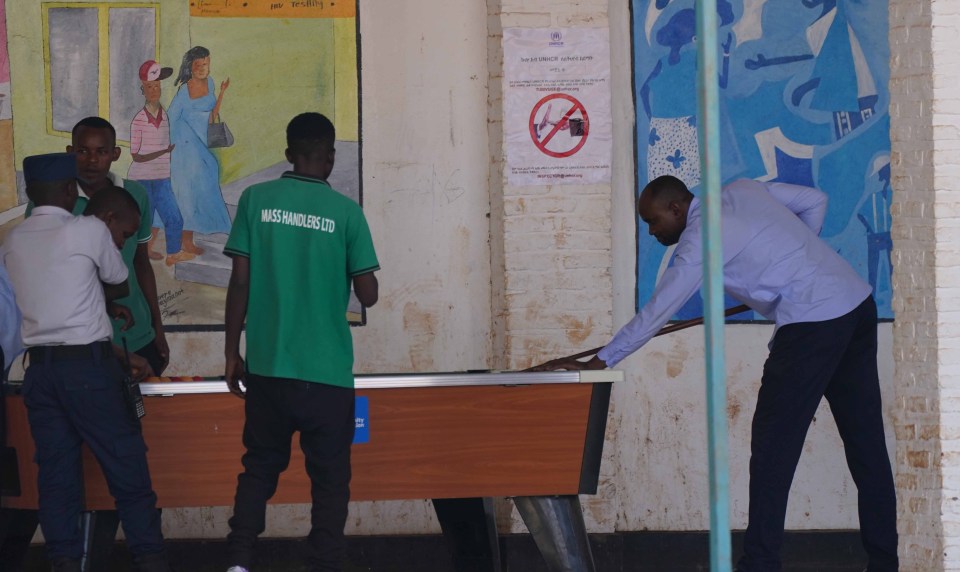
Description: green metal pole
xmin=694 ymin=0 xmax=731 ymax=570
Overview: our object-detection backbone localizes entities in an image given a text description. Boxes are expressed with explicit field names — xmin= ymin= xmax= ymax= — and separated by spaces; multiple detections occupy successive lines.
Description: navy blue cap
xmin=22 ymin=153 xmax=77 ymax=183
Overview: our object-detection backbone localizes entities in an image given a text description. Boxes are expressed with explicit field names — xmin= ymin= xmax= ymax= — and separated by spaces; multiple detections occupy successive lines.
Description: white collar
xmin=77 ymin=172 xmax=118 ymax=199
xmin=30 ymin=205 xmax=74 ymax=217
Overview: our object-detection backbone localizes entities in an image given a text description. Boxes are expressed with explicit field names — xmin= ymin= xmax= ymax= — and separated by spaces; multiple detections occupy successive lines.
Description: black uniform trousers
xmin=736 ymin=297 xmax=898 ymax=572
xmin=21 ymin=342 xmax=165 ymax=563
xmin=227 ymin=374 xmax=355 ymax=572
xmin=81 ymin=341 xmax=166 ymax=571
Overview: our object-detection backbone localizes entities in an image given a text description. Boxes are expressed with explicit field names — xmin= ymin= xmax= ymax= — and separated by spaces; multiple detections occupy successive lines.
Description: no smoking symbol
xmin=529 ymin=93 xmax=589 ymax=158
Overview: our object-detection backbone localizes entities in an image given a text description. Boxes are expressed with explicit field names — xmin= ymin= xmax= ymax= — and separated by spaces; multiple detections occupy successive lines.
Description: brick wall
xmin=487 ymin=0 xmax=617 ymax=532
xmin=489 ymin=0 xmax=614 ymax=371
xmin=889 ymin=0 xmax=952 ymax=568
xmin=930 ymin=0 xmax=960 ymax=567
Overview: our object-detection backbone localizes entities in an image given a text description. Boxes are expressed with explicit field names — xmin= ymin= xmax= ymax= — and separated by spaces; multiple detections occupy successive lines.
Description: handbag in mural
xmin=207 ymin=115 xmax=234 ymax=148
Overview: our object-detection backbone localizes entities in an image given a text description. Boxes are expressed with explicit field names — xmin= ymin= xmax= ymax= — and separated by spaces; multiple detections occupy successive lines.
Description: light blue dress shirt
xmin=0 ymin=262 xmax=24 ymax=371
xmin=598 ymin=179 xmax=872 ymax=367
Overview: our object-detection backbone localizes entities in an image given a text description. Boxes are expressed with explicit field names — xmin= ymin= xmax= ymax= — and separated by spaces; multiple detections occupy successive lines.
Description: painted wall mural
xmin=632 ymin=0 xmax=892 ymax=320
xmin=0 ymin=0 xmax=362 ymax=327
xmin=0 ymin=0 xmax=15 ymax=213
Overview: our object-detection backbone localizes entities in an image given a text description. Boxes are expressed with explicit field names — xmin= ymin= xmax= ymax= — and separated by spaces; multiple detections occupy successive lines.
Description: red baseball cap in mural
xmin=139 ymin=60 xmax=173 ymax=82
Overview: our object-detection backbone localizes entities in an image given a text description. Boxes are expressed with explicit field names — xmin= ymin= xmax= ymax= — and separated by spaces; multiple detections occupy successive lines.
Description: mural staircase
xmin=172 ymin=142 xmax=362 ymax=312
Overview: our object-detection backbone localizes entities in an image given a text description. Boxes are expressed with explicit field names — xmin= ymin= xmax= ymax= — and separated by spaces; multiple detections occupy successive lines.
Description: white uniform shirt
xmin=1 ymin=206 xmax=128 ymax=346
xmin=598 ymin=179 xmax=872 ymax=367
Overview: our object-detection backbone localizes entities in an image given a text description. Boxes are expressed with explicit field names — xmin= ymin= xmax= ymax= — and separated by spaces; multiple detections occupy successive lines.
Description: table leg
xmin=433 ymin=497 xmax=502 ymax=572
xmin=513 ymin=495 xmax=595 ymax=572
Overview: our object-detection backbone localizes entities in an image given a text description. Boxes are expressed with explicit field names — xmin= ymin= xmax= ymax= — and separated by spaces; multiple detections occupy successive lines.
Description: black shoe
xmin=134 ymin=551 xmax=173 ymax=572
xmin=50 ymin=557 xmax=82 ymax=572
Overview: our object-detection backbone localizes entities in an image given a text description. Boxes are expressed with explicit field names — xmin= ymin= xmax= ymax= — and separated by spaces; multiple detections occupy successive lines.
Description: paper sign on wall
xmin=503 ymin=28 xmax=612 ymax=186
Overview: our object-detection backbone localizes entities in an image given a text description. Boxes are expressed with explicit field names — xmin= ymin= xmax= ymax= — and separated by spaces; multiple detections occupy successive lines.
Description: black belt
xmin=28 ymin=341 xmax=113 ymax=363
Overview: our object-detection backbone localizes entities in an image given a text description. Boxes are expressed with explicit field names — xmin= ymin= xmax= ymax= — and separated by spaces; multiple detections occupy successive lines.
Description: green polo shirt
xmin=26 ymin=177 xmax=156 ymax=351
xmin=224 ymin=172 xmax=379 ymax=387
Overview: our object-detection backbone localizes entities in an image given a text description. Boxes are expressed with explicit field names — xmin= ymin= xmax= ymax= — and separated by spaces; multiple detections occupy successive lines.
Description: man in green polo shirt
xmin=68 ymin=117 xmax=169 ymax=375
xmin=223 ymin=112 xmax=379 ymax=572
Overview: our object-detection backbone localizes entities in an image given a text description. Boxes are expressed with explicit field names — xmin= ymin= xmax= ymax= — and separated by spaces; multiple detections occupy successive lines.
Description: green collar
xmin=282 ymin=171 xmax=330 ymax=186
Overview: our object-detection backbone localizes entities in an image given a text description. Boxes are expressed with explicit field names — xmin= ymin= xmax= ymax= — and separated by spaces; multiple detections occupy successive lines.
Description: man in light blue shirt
xmin=0 ymin=263 xmax=24 ymax=374
xmin=546 ymin=175 xmax=897 ymax=572
xmin=0 ymin=261 xmax=38 ymax=572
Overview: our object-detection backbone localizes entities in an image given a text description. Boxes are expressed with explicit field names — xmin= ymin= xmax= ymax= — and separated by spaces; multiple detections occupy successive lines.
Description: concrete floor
xmin=18 ymin=531 xmax=870 ymax=571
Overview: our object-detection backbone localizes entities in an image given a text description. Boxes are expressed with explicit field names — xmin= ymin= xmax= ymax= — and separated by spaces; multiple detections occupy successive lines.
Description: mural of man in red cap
xmin=128 ymin=60 xmax=194 ymax=266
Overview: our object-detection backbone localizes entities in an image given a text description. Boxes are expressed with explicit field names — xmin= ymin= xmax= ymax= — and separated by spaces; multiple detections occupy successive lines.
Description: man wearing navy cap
xmin=1 ymin=153 xmax=171 ymax=572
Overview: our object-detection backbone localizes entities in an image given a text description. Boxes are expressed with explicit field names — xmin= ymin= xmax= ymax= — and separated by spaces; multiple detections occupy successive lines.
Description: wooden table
xmin=3 ymin=370 xmax=621 ymax=571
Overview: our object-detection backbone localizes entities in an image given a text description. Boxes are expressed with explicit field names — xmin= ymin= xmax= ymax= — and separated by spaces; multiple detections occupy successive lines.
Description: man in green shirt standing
xmin=223 ymin=112 xmax=379 ymax=572
xmin=68 ymin=117 xmax=169 ymax=376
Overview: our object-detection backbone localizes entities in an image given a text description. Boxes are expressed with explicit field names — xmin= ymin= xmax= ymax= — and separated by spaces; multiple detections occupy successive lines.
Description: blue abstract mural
xmin=633 ymin=0 xmax=892 ymax=320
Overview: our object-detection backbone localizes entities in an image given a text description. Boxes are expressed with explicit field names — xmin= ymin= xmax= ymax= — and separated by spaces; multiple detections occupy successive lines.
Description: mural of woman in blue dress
xmin=168 ymin=45 xmax=232 ymax=254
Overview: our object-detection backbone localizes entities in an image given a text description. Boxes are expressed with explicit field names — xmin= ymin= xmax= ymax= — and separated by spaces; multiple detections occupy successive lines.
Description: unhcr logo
xmin=549 ymin=31 xmax=563 ymax=46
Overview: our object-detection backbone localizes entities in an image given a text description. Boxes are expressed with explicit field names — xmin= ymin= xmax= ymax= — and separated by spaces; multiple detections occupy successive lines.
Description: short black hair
xmin=642 ymin=175 xmax=694 ymax=205
xmin=286 ymin=113 xmax=335 ymax=157
xmin=25 ymin=179 xmax=72 ymax=206
xmin=72 ymin=117 xmax=117 ymax=145
xmin=83 ymin=186 xmax=141 ymax=221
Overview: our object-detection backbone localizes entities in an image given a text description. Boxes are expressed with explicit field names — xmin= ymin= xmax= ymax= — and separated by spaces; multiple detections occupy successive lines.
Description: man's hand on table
xmin=128 ymin=353 xmax=155 ymax=382
xmin=527 ymin=355 xmax=607 ymax=372
xmin=112 ymin=344 xmax=155 ymax=382
xmin=225 ymin=353 xmax=246 ymax=399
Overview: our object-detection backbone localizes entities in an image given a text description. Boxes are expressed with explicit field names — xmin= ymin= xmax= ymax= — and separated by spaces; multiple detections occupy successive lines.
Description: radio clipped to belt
xmin=121 ymin=340 xmax=146 ymax=420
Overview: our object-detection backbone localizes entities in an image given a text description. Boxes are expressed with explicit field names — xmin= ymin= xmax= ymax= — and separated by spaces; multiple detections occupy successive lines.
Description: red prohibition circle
xmin=528 ymin=93 xmax=590 ymax=158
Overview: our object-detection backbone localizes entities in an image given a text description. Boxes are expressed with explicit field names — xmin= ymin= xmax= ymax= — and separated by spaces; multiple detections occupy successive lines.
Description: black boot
xmin=50 ymin=557 xmax=82 ymax=572
xmin=133 ymin=550 xmax=173 ymax=572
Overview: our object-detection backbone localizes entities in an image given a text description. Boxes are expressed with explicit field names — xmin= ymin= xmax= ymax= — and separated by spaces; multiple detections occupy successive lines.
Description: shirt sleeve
xmin=597 ymin=243 xmax=703 ymax=368
xmin=90 ymin=220 xmax=129 ymax=285
xmin=346 ymin=206 xmax=380 ymax=277
xmin=224 ymin=190 xmax=251 ymax=258
xmin=0 ymin=265 xmax=23 ymax=371
xmin=764 ymin=182 xmax=828 ymax=235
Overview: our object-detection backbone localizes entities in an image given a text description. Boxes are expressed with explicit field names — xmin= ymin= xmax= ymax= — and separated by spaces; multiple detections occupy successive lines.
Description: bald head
xmin=641 ymin=175 xmax=694 ymax=207
xmin=638 ymin=176 xmax=694 ymax=246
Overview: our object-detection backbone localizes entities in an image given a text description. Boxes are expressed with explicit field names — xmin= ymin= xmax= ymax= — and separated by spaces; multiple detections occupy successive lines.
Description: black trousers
xmin=737 ymin=297 xmax=898 ymax=572
xmin=22 ymin=343 xmax=164 ymax=561
xmin=227 ymin=374 xmax=355 ymax=572
xmin=0 ymin=341 xmax=165 ymax=571
xmin=78 ymin=340 xmax=166 ymax=571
